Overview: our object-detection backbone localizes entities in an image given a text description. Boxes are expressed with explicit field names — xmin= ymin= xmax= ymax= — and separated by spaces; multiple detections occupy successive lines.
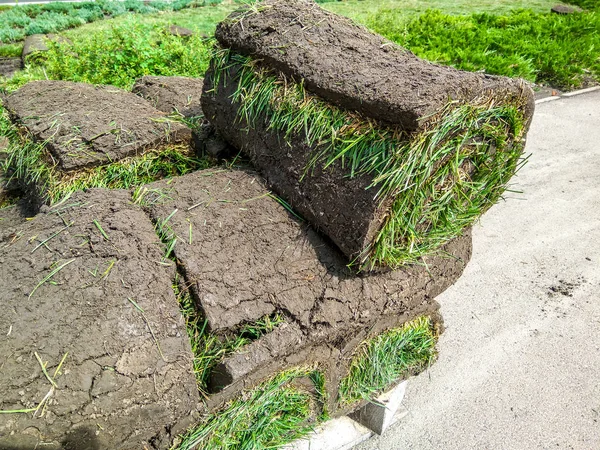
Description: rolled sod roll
xmin=202 ymin=0 xmax=535 ymax=269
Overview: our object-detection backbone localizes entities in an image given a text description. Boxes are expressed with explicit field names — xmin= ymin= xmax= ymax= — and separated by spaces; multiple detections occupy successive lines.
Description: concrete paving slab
xmin=355 ymin=91 xmax=600 ymax=449
xmin=350 ymin=381 xmax=408 ymax=435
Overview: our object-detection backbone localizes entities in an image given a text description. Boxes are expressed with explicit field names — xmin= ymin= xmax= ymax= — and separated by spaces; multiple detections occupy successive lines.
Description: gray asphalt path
xmin=357 ymin=90 xmax=600 ymax=450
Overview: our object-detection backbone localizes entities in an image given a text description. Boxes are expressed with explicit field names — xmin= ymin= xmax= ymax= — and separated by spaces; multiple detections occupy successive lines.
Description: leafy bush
xmin=369 ymin=8 xmax=600 ymax=89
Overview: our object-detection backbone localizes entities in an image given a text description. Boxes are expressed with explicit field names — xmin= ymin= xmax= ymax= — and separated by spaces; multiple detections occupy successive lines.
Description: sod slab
xmin=215 ymin=0 xmax=535 ymax=132
xmin=132 ymin=75 xmax=230 ymax=158
xmin=0 ymin=189 xmax=199 ymax=450
xmin=141 ymin=169 xmax=472 ymax=409
xmin=132 ymin=75 xmax=205 ymax=118
xmin=205 ymin=0 xmax=534 ymax=268
xmin=2 ymin=80 xmax=192 ymax=172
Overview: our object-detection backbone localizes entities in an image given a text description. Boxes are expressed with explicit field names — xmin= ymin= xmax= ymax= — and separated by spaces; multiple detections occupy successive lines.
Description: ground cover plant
xmin=322 ymin=0 xmax=560 ymax=23
xmin=0 ymin=42 xmax=21 ymax=57
xmin=338 ymin=316 xmax=438 ymax=405
xmin=0 ymin=0 xmax=228 ymax=43
xmin=5 ymin=18 xmax=214 ymax=90
xmin=364 ymin=4 xmax=600 ymax=89
xmin=566 ymin=0 xmax=599 ymax=9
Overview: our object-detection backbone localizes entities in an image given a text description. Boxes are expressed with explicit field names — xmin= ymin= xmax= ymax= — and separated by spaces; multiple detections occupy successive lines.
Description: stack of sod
xmin=136 ymin=169 xmax=471 ymax=415
xmin=1 ymin=80 xmax=206 ymax=207
xmin=201 ymin=0 xmax=535 ymax=270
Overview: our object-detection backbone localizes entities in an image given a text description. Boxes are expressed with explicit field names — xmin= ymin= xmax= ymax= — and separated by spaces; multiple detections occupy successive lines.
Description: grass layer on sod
xmin=338 ymin=316 xmax=437 ymax=406
xmin=175 ymin=366 xmax=327 ymax=450
xmin=0 ymin=0 xmax=230 ymax=43
xmin=210 ymin=48 xmax=527 ymax=268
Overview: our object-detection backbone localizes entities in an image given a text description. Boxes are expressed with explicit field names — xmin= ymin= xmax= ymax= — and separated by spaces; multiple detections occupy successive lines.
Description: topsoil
xmin=132 ymin=76 xmax=231 ymax=158
xmin=0 ymin=190 xmax=199 ymax=450
xmin=215 ymin=0 xmax=535 ymax=132
xmin=0 ymin=57 xmax=22 ymax=78
xmin=142 ymin=169 xmax=472 ymax=409
xmin=132 ymin=76 xmax=205 ymax=118
xmin=2 ymin=80 xmax=192 ymax=172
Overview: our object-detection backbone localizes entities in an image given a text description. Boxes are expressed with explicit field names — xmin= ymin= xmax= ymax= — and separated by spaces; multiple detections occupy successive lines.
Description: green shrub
xmin=368 ymin=8 xmax=600 ymax=89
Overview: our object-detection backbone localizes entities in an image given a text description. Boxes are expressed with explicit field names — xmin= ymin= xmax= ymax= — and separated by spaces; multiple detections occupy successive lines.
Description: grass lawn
xmin=323 ymin=0 xmax=561 ymax=23
xmin=2 ymin=0 xmax=596 ymax=90
xmin=59 ymin=2 xmax=237 ymax=39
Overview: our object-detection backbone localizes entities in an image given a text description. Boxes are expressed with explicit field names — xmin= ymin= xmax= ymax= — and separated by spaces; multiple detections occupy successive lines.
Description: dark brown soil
xmin=131 ymin=76 xmax=231 ymax=158
xmin=202 ymin=68 xmax=390 ymax=262
xmin=132 ymin=76 xmax=205 ymax=118
xmin=215 ymin=0 xmax=535 ymax=131
xmin=2 ymin=80 xmax=192 ymax=172
xmin=142 ymin=169 xmax=472 ymax=405
xmin=0 ymin=204 xmax=28 ymax=229
xmin=208 ymin=322 xmax=304 ymax=391
xmin=0 ymin=189 xmax=199 ymax=450
xmin=0 ymin=57 xmax=22 ymax=78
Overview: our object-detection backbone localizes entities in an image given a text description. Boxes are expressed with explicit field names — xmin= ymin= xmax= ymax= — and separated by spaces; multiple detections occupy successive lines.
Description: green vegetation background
xmin=2 ymin=0 xmax=597 ymax=90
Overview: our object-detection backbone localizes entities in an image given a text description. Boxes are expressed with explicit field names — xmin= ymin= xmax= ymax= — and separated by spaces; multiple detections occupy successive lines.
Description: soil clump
xmin=0 ymin=189 xmax=199 ymax=450
xmin=3 ymin=80 xmax=192 ymax=172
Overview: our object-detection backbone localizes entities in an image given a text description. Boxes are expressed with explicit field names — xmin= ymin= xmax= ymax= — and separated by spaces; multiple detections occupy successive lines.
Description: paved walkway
xmin=357 ymin=90 xmax=600 ymax=449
